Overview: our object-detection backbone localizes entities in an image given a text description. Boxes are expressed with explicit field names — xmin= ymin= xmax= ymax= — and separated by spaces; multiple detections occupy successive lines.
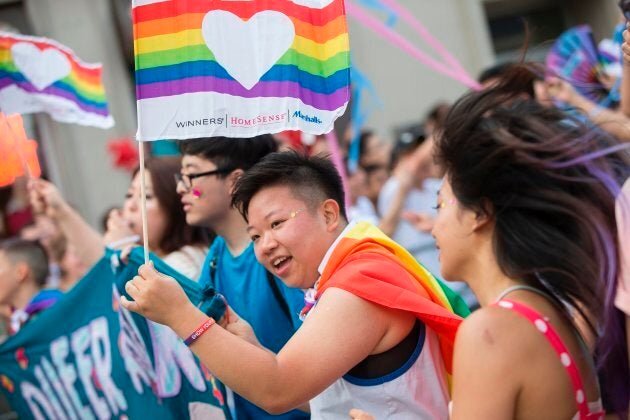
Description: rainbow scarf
xmin=0 ymin=32 xmax=113 ymax=128
xmin=132 ymin=0 xmax=350 ymax=140
xmin=316 ymin=222 xmax=469 ymax=377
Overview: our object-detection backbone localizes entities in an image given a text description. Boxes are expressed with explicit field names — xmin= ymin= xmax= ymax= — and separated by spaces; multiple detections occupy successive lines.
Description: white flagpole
xmin=138 ymin=142 xmax=150 ymax=264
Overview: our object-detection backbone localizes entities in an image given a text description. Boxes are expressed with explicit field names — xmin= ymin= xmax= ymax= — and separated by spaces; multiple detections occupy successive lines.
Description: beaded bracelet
xmin=184 ymin=318 xmax=216 ymax=347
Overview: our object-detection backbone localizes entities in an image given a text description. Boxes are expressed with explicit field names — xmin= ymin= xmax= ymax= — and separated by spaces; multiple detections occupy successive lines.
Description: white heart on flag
xmin=11 ymin=43 xmax=72 ymax=91
xmin=202 ymin=10 xmax=295 ymax=90
xmin=291 ymin=0 xmax=335 ymax=8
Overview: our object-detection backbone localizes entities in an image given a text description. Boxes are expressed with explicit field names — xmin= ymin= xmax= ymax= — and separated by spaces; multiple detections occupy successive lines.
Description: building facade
xmin=0 ymin=0 xmax=621 ymax=225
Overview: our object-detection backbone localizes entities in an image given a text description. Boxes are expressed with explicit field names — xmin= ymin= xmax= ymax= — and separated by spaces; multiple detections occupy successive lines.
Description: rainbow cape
xmin=132 ymin=0 xmax=350 ymax=140
xmin=316 ymin=222 xmax=469 ymax=377
xmin=0 ymin=32 xmax=113 ymax=128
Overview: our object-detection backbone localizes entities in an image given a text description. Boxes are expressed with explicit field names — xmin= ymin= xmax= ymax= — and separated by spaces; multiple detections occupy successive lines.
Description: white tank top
xmin=310 ymin=324 xmax=450 ymax=419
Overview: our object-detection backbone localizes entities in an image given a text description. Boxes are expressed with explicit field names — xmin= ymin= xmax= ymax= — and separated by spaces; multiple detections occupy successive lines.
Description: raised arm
xmin=29 ymin=179 xmax=105 ymax=267
xmin=547 ymin=78 xmax=630 ymax=142
xmin=378 ymin=170 xmax=413 ymax=236
xmin=379 ymin=138 xmax=435 ymax=236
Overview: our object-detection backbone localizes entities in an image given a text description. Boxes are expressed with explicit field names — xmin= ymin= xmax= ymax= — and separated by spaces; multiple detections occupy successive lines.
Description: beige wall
xmin=24 ymin=0 xmax=136 ymax=226
xmin=347 ymin=0 xmax=494 ymax=139
xmin=565 ymin=0 xmax=621 ymax=40
xmin=348 ymin=0 xmax=622 ymax=140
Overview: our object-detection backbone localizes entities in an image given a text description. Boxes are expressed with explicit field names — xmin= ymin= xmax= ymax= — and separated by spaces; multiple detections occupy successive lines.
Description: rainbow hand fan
xmin=546 ymin=25 xmax=617 ymax=108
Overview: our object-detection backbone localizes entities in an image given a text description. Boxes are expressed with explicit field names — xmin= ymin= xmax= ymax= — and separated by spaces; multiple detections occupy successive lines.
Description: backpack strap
xmin=265 ymin=270 xmax=293 ymax=324
xmin=208 ymin=255 xmax=218 ymax=289
xmin=209 ymin=246 xmax=293 ymax=324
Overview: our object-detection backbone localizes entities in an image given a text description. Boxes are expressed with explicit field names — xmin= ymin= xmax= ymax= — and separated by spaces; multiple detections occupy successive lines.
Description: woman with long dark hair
xmin=432 ymin=67 xmax=629 ymax=419
xmin=121 ymin=157 xmax=210 ymax=279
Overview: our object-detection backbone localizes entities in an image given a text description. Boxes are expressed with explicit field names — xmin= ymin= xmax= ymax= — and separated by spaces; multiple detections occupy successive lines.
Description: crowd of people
xmin=1 ymin=17 xmax=630 ymax=420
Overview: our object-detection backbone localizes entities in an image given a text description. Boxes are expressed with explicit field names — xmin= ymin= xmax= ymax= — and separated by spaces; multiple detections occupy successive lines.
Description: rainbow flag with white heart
xmin=132 ymin=0 xmax=350 ymax=140
xmin=0 ymin=32 xmax=114 ymax=129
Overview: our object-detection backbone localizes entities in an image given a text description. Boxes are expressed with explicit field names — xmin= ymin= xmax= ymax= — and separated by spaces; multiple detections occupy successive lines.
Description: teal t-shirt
xmin=199 ymin=237 xmax=308 ymax=420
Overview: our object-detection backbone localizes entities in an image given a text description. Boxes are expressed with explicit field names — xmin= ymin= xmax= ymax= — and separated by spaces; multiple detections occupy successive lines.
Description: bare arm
xmin=29 ymin=179 xmax=105 ymax=267
xmin=547 ymin=78 xmax=630 ymax=142
xmin=450 ymin=309 xmax=519 ymax=420
xmin=570 ymin=95 xmax=630 ymax=142
xmin=121 ymin=263 xmax=413 ymax=414
xmin=378 ymin=173 xmax=413 ymax=236
xmin=379 ymin=139 xmax=434 ymax=236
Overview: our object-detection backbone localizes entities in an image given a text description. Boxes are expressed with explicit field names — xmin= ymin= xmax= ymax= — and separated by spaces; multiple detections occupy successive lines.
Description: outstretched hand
xmin=120 ymin=262 xmax=196 ymax=327
xmin=104 ymin=208 xmax=137 ymax=247
xmin=28 ymin=179 xmax=69 ymax=219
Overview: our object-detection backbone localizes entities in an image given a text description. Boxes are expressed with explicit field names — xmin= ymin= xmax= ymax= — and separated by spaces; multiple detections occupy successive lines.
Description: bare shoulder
xmin=452 ymin=306 xmax=538 ymax=410
xmin=314 ymin=286 xmax=416 ymax=353
xmin=304 ymin=286 xmax=390 ymax=335
xmin=456 ymin=306 xmax=539 ymax=358
xmin=316 ymin=286 xmax=399 ymax=321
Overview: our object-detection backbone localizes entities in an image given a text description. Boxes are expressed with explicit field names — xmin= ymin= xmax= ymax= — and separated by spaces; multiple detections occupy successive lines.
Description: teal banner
xmin=0 ymin=248 xmax=228 ymax=419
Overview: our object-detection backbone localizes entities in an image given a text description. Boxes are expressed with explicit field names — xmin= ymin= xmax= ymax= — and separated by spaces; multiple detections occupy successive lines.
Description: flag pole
xmin=138 ymin=142 xmax=150 ymax=264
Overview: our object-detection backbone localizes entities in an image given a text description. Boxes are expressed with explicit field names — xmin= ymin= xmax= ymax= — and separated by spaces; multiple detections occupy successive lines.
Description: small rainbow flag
xmin=0 ymin=32 xmax=113 ymax=129
xmin=132 ymin=0 xmax=350 ymax=140
xmin=0 ymin=113 xmax=41 ymax=187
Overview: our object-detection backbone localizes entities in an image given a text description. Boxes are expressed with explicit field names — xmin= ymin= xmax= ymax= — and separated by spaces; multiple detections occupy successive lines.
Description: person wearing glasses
xmin=176 ymin=136 xmax=308 ymax=420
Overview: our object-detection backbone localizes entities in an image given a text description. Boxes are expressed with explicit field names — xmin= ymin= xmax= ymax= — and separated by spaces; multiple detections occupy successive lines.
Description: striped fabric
xmin=0 ymin=32 xmax=113 ymax=128
xmin=132 ymin=0 xmax=350 ymax=139
xmin=316 ymin=222 xmax=469 ymax=378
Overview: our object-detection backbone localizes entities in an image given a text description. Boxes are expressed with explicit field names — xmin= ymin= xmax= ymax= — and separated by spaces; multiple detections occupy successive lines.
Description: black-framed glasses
xmin=175 ymin=167 xmax=234 ymax=190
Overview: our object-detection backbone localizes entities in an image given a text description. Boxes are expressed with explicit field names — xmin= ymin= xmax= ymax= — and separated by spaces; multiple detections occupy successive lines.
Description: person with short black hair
xmin=177 ymin=136 xmax=308 ymax=420
xmin=0 ymin=238 xmax=62 ymax=334
xmin=231 ymin=152 xmax=348 ymax=223
xmin=123 ymin=150 xmax=466 ymax=419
